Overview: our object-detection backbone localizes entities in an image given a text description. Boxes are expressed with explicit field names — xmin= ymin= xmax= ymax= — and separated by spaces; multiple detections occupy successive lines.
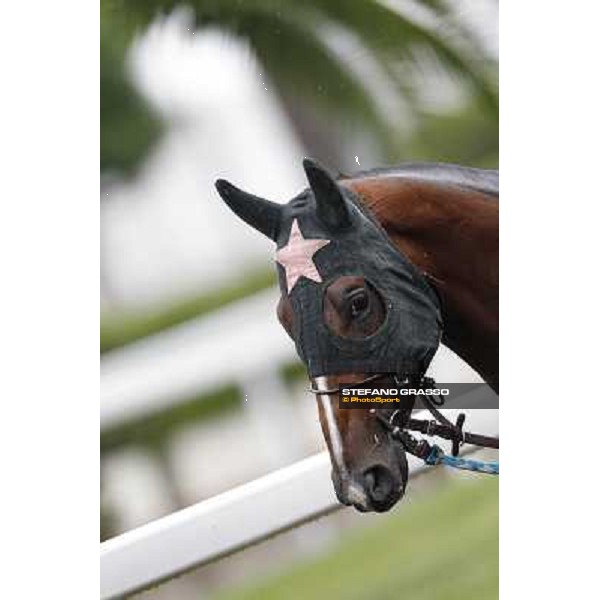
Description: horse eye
xmin=348 ymin=289 xmax=369 ymax=317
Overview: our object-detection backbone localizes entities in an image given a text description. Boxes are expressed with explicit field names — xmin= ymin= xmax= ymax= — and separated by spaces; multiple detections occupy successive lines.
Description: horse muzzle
xmin=332 ymin=441 xmax=408 ymax=513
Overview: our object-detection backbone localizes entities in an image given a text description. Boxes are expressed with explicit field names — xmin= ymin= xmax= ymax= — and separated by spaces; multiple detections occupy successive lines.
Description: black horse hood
xmin=215 ymin=159 xmax=443 ymax=378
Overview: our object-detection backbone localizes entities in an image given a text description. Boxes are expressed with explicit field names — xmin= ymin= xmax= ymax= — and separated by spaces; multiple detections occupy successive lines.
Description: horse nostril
xmin=362 ymin=465 xmax=396 ymax=506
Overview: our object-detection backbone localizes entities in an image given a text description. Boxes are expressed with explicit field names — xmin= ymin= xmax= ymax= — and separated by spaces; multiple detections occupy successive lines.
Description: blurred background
xmin=101 ymin=0 xmax=498 ymax=598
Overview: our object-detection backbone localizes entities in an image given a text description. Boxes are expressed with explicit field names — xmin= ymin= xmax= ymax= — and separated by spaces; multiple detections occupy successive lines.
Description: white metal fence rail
xmin=100 ymin=287 xmax=482 ymax=431
xmin=100 ymin=408 xmax=497 ymax=599
xmin=101 ymin=287 xmax=295 ymax=430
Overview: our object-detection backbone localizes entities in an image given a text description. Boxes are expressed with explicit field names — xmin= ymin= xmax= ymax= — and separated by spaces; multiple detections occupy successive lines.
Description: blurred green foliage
xmin=101 ymin=268 xmax=276 ymax=352
xmin=99 ymin=360 xmax=304 ymax=539
xmin=101 ymin=384 xmax=241 ymax=454
xmin=281 ymin=361 xmax=308 ymax=384
xmin=101 ymin=0 xmax=497 ymax=174
xmin=100 ymin=360 xmax=309 ymax=458
xmin=407 ymin=99 xmax=499 ymax=166
xmin=101 ymin=19 xmax=162 ymax=174
xmin=215 ymin=476 xmax=499 ymax=600
xmin=100 ymin=475 xmax=119 ymax=541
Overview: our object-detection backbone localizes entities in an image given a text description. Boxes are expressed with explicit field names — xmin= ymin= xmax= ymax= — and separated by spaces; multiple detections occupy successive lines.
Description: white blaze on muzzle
xmin=314 ymin=376 xmax=346 ymax=476
xmin=314 ymin=376 xmax=369 ymax=510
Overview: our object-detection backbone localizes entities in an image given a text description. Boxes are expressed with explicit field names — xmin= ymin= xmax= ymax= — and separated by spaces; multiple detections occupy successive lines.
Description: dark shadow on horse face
xmin=277 ymin=276 xmax=409 ymax=513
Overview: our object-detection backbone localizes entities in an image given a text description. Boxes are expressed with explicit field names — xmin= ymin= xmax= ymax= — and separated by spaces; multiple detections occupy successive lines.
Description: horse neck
xmin=345 ymin=176 xmax=499 ymax=391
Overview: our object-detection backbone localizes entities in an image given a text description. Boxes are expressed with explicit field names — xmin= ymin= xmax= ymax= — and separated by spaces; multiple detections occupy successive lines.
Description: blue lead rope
xmin=425 ymin=445 xmax=499 ymax=475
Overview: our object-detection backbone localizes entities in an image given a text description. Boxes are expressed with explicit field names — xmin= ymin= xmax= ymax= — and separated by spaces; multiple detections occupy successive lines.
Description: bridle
xmin=308 ymin=373 xmax=389 ymax=395
xmin=309 ymin=373 xmax=499 ymax=474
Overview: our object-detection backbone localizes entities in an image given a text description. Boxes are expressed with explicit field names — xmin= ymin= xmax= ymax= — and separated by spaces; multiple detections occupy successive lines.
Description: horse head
xmin=215 ymin=159 xmax=443 ymax=512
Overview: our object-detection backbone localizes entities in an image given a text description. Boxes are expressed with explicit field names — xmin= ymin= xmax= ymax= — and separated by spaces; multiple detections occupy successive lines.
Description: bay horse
xmin=215 ymin=159 xmax=498 ymax=512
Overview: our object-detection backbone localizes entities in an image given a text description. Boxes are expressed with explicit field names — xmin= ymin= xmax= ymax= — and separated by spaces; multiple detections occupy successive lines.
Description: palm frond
xmin=307 ymin=0 xmax=497 ymax=115
xmin=100 ymin=0 xmax=497 ymax=172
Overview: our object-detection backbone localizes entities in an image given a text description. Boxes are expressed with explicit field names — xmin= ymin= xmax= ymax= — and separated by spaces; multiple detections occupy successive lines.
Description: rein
xmin=309 ymin=374 xmax=499 ymax=475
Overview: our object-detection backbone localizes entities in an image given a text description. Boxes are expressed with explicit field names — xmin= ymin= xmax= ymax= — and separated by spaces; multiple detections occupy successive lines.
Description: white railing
xmin=101 ymin=285 xmax=495 ymax=598
xmin=100 ymin=408 xmax=498 ymax=599
xmin=100 ymin=287 xmax=483 ymax=431
xmin=101 ymin=287 xmax=295 ymax=430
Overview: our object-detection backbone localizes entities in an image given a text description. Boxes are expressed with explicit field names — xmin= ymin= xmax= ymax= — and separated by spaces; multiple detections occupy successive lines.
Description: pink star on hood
xmin=275 ymin=219 xmax=330 ymax=293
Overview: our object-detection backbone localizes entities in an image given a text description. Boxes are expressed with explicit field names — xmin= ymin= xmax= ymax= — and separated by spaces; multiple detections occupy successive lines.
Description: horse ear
xmin=215 ymin=179 xmax=282 ymax=241
xmin=303 ymin=158 xmax=351 ymax=230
